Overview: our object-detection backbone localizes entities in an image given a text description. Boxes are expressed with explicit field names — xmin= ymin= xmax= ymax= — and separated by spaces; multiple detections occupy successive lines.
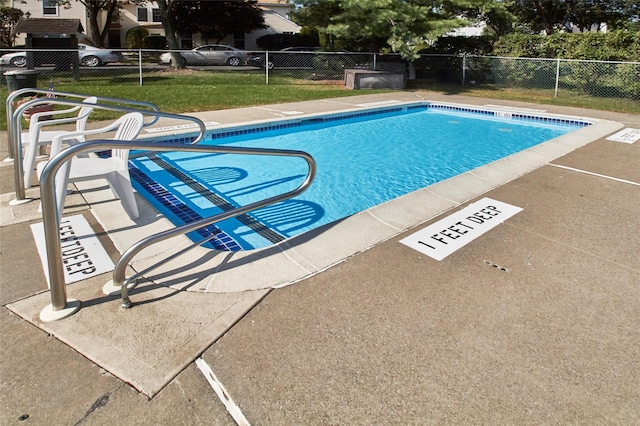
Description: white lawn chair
xmin=22 ymin=96 xmax=98 ymax=188
xmin=36 ymin=112 xmax=145 ymax=220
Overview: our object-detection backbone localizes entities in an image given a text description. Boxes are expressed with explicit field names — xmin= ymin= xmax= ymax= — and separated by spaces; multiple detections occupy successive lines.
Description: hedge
xmin=491 ymin=31 xmax=640 ymax=61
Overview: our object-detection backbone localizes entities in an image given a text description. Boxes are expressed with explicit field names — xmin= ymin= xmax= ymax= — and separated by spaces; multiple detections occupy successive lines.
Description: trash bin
xmin=4 ymin=70 xmax=40 ymax=92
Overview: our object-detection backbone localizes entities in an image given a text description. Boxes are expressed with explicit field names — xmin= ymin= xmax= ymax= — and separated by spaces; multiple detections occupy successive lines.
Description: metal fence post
xmin=139 ymin=49 xmax=143 ymax=86
xmin=555 ymin=58 xmax=561 ymax=98
xmin=266 ymin=50 xmax=269 ymax=85
xmin=462 ymin=53 xmax=467 ymax=86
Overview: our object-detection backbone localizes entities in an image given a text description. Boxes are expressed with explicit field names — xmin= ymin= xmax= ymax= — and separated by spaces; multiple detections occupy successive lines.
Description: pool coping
xmin=84 ymin=100 xmax=624 ymax=294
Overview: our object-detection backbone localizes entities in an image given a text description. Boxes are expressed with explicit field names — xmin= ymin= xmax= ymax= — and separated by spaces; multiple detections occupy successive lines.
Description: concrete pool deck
xmin=1 ymin=92 xmax=639 ymax=424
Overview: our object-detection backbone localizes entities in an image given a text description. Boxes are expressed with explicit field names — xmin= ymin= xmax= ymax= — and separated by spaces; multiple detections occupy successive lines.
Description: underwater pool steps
xmin=146 ymin=155 xmax=287 ymax=247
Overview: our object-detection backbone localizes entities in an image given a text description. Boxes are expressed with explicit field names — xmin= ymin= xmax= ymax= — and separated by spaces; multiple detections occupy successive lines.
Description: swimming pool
xmin=129 ymin=102 xmax=590 ymax=251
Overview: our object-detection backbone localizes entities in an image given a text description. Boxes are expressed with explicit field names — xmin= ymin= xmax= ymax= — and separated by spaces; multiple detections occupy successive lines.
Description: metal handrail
xmin=5 ymin=88 xmax=161 ymax=158
xmin=6 ymin=93 xmax=207 ymax=203
xmin=38 ymin=139 xmax=315 ymax=321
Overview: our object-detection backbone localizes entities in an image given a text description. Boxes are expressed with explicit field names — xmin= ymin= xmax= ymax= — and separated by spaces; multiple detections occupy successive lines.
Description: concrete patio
xmin=1 ymin=92 xmax=638 ymax=425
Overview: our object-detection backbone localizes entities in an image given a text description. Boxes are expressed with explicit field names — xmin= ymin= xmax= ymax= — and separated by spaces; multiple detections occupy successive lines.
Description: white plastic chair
xmin=22 ymin=96 xmax=98 ymax=188
xmin=36 ymin=112 xmax=145 ymax=220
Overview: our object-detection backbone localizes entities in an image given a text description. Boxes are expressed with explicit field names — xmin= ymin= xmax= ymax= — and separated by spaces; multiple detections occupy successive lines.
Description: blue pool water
xmin=130 ymin=104 xmax=588 ymax=251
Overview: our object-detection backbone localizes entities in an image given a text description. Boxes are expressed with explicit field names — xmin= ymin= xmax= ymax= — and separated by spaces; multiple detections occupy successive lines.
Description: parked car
xmin=279 ymin=46 xmax=322 ymax=52
xmin=0 ymin=44 xmax=125 ymax=67
xmin=247 ymin=47 xmax=365 ymax=71
xmin=247 ymin=46 xmax=321 ymax=69
xmin=159 ymin=45 xmax=251 ymax=66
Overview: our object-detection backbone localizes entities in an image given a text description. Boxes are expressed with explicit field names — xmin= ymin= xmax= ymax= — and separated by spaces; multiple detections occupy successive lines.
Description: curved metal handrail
xmin=5 ymin=88 xmax=162 ymax=158
xmin=7 ymin=93 xmax=206 ymax=202
xmin=38 ymin=139 xmax=316 ymax=321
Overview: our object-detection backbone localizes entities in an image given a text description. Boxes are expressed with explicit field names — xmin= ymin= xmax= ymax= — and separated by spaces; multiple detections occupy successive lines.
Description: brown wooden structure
xmin=14 ymin=18 xmax=84 ymax=71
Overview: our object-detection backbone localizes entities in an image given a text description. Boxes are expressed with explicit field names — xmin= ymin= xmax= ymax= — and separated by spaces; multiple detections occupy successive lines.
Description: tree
xmin=460 ymin=0 xmax=515 ymax=36
xmin=290 ymin=1 xmax=502 ymax=52
xmin=568 ymin=1 xmax=612 ymax=31
xmin=326 ymin=0 xmax=404 ymax=52
xmin=336 ymin=0 xmax=473 ymax=52
xmin=169 ymin=0 xmax=266 ymax=44
xmin=299 ymin=0 xmax=494 ymax=79
xmin=53 ymin=0 xmax=135 ymax=47
xmin=288 ymin=0 xmax=504 ymax=79
xmin=155 ymin=0 xmax=184 ymax=67
xmin=568 ymin=0 xmax=640 ymax=31
xmin=289 ymin=0 xmax=343 ymax=47
xmin=507 ymin=0 xmax=640 ymax=34
xmin=508 ymin=0 xmax=573 ymax=34
xmin=0 ymin=6 xmax=23 ymax=47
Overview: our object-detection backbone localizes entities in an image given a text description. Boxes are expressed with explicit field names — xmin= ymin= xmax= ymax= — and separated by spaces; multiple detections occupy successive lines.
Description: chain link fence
xmin=414 ymin=54 xmax=640 ymax=102
xmin=460 ymin=55 xmax=640 ymax=101
xmin=1 ymin=48 xmax=638 ymax=103
xmin=0 ymin=47 xmax=375 ymax=87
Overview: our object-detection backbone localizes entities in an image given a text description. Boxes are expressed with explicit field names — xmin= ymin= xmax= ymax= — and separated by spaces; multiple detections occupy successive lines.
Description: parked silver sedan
xmin=0 ymin=43 xmax=124 ymax=67
xmin=159 ymin=45 xmax=250 ymax=66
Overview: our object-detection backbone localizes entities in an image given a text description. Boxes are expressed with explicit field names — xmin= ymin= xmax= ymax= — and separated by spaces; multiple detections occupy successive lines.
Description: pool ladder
xmin=6 ymin=92 xmax=316 ymax=321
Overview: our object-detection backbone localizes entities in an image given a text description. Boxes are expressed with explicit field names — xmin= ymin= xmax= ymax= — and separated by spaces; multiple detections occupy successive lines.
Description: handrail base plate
xmin=40 ymin=299 xmax=80 ymax=322
xmin=9 ymin=197 xmax=33 ymax=205
xmin=103 ymin=280 xmax=121 ymax=296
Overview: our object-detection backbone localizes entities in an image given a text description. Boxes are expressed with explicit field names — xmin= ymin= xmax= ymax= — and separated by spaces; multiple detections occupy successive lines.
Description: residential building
xmin=7 ymin=0 xmax=300 ymax=50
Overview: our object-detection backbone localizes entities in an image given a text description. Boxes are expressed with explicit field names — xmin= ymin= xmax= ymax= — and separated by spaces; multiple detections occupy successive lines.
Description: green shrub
xmin=126 ymin=27 xmax=150 ymax=49
xmin=426 ymin=36 xmax=495 ymax=56
xmin=492 ymin=31 xmax=640 ymax=61
xmin=615 ymin=63 xmax=640 ymax=99
xmin=416 ymin=37 xmax=494 ymax=83
xmin=492 ymin=33 xmax=547 ymax=58
xmin=564 ymin=61 xmax=609 ymax=95
xmin=142 ymin=35 xmax=167 ymax=49
xmin=491 ymin=57 xmax=556 ymax=89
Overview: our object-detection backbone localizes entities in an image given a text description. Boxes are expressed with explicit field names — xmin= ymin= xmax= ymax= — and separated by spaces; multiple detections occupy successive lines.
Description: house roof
xmin=262 ymin=10 xmax=300 ymax=33
xmin=14 ymin=18 xmax=84 ymax=35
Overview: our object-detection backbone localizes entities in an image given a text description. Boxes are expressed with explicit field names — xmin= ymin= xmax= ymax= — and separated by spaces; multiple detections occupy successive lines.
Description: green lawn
xmin=408 ymin=81 xmax=640 ymax=115
xmin=2 ymin=70 xmax=377 ymax=130
xmin=2 ymin=70 xmax=638 ymax=131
